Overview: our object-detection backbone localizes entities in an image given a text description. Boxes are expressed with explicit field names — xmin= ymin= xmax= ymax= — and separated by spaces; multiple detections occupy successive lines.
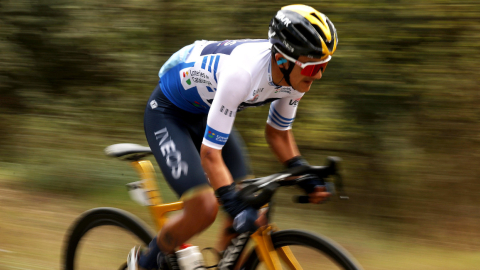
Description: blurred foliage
xmin=1 ymin=0 xmax=480 ymax=247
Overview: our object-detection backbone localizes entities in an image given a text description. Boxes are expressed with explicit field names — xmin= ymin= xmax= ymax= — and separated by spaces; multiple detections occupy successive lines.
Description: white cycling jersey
xmin=157 ymin=39 xmax=304 ymax=149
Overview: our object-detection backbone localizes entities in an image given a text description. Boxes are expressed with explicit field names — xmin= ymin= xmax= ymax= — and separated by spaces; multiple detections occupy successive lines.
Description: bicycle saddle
xmin=105 ymin=143 xmax=152 ymax=160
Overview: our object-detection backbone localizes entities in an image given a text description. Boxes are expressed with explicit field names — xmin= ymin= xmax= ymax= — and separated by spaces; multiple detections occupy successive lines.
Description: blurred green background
xmin=1 ymin=0 xmax=480 ymax=269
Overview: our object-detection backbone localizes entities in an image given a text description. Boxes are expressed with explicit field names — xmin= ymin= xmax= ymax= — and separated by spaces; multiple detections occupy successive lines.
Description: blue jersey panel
xmin=160 ymin=62 xmax=210 ymax=114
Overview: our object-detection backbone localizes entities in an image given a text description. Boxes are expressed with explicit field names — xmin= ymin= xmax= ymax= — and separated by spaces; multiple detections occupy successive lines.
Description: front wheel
xmin=242 ymin=229 xmax=363 ymax=270
xmin=63 ymin=207 xmax=155 ymax=270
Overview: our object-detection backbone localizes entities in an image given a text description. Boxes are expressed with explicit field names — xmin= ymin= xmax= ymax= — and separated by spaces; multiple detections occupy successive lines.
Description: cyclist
xmin=129 ymin=4 xmax=338 ymax=270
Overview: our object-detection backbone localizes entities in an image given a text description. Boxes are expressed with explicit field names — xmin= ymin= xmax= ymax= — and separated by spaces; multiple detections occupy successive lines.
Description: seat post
xmin=130 ymin=160 xmax=163 ymax=206
xmin=130 ymin=160 xmax=184 ymax=229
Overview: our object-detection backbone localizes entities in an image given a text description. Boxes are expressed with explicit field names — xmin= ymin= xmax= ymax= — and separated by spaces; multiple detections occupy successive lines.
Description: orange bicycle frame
xmin=130 ymin=159 xmax=301 ymax=270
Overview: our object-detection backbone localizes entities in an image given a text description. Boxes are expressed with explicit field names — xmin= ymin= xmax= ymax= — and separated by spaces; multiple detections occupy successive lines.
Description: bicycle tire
xmin=241 ymin=229 xmax=363 ymax=270
xmin=63 ymin=207 xmax=155 ymax=270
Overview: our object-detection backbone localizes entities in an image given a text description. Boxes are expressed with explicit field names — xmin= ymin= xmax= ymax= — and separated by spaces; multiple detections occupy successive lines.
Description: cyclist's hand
xmin=285 ymin=156 xmax=330 ymax=203
xmin=232 ymin=206 xmax=268 ymax=233
xmin=216 ymin=183 xmax=259 ymax=233
xmin=308 ymin=185 xmax=331 ymax=204
xmin=231 ymin=207 xmax=259 ymax=233
xmin=298 ymin=175 xmax=331 ymax=204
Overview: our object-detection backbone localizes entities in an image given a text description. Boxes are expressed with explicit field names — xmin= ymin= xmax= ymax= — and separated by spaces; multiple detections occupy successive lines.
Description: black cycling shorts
xmin=144 ymin=84 xmax=251 ymax=199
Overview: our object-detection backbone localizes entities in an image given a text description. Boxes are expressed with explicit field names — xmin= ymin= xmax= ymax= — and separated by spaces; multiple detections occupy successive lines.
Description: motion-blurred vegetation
xmin=1 ymin=0 xmax=479 ymax=248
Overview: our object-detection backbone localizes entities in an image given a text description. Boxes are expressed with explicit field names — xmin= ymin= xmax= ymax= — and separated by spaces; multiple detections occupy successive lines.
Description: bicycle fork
xmin=220 ymin=226 xmax=301 ymax=270
xmin=251 ymin=226 xmax=302 ymax=270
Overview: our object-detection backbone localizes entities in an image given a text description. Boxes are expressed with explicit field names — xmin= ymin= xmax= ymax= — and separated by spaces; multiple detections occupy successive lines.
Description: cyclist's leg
xmin=144 ymin=85 xmax=218 ymax=255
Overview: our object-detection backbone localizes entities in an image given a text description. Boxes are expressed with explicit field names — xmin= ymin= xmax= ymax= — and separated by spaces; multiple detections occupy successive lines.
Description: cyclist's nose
xmin=312 ymin=70 xmax=323 ymax=79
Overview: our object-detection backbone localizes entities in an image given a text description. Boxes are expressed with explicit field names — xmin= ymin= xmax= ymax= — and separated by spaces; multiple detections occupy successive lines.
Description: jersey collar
xmin=267 ymin=59 xmax=283 ymax=89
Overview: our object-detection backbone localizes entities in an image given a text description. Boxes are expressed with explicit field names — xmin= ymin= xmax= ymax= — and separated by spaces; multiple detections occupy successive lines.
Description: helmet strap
xmin=274 ymin=75 xmax=285 ymax=86
xmin=279 ymin=63 xmax=295 ymax=87
xmin=272 ymin=46 xmax=296 ymax=87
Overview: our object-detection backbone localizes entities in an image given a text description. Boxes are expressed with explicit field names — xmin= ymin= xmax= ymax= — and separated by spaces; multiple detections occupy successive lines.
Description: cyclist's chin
xmin=294 ymin=81 xmax=313 ymax=93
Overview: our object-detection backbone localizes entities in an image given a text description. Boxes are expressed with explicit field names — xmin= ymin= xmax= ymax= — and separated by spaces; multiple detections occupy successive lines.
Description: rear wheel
xmin=242 ymin=229 xmax=363 ymax=270
xmin=63 ymin=207 xmax=155 ymax=270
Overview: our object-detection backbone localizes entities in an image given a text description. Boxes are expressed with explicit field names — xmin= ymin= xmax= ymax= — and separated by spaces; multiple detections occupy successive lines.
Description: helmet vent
xmin=310 ymin=13 xmax=323 ymax=24
xmin=309 ymin=13 xmax=328 ymax=44
xmin=297 ymin=24 xmax=319 ymax=46
xmin=325 ymin=19 xmax=336 ymax=48
xmin=311 ymin=24 xmax=327 ymax=44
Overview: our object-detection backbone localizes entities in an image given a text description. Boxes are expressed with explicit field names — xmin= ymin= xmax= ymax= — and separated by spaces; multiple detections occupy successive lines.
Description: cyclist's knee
xmin=184 ymin=189 xmax=218 ymax=226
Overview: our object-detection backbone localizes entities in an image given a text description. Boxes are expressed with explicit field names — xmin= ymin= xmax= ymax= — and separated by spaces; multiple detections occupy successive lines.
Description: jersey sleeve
xmin=266 ymin=94 xmax=303 ymax=130
xmin=202 ymin=66 xmax=251 ymax=149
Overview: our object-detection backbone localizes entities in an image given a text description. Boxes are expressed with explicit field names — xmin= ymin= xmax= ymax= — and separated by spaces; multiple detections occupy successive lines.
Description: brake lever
xmin=326 ymin=157 xmax=349 ymax=200
xmin=294 ymin=156 xmax=349 ymax=203
xmin=334 ymin=173 xmax=349 ymax=200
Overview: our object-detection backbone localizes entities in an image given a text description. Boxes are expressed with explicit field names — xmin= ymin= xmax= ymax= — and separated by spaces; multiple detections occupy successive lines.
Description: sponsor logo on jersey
xmin=180 ymin=69 xmax=194 ymax=89
xmin=247 ymin=88 xmax=264 ymax=103
xmin=192 ymin=76 xmax=212 ymax=86
xmin=181 ymin=69 xmax=213 ymax=90
xmin=248 ymin=94 xmax=259 ymax=103
xmin=182 ymin=71 xmax=192 ymax=85
xmin=275 ymin=88 xmax=292 ymax=94
xmin=289 ymin=98 xmax=301 ymax=107
xmin=253 ymin=88 xmax=264 ymax=96
xmin=150 ymin=100 xmax=158 ymax=109
xmin=191 ymin=70 xmax=205 ymax=77
xmin=204 ymin=125 xmax=229 ymax=145
xmin=183 ymin=69 xmax=214 ymax=87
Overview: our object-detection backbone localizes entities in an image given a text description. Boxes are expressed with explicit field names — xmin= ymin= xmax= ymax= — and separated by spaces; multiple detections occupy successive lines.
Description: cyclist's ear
xmin=275 ymin=53 xmax=288 ymax=68
xmin=277 ymin=58 xmax=287 ymax=65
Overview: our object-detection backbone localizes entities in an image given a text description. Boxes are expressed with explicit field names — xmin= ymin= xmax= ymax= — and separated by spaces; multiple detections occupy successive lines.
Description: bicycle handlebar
xmin=238 ymin=156 xmax=348 ymax=208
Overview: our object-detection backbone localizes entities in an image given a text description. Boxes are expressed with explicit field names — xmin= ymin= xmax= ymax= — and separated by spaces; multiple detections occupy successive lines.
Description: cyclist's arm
xmin=265 ymin=97 xmax=303 ymax=163
xmin=200 ymin=66 xmax=250 ymax=189
xmin=265 ymin=124 xmax=301 ymax=163
xmin=266 ymin=111 xmax=330 ymax=204
xmin=200 ymin=146 xmax=232 ymax=189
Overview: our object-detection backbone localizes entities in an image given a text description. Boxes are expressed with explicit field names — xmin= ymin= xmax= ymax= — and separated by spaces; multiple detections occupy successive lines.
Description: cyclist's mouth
xmin=303 ymin=80 xmax=314 ymax=86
